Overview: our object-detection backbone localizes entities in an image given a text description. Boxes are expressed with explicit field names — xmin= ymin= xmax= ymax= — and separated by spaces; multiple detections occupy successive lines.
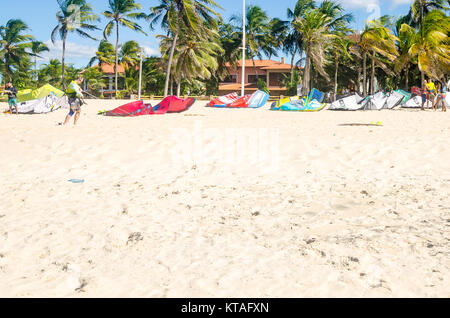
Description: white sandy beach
xmin=0 ymin=99 xmax=449 ymax=297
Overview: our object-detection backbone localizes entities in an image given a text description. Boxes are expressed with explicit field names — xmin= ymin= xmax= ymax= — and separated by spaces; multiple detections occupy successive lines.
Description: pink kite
xmin=103 ymin=96 xmax=195 ymax=116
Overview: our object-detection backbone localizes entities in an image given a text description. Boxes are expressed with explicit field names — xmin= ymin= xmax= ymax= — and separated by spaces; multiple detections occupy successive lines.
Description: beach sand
xmin=0 ymin=99 xmax=449 ymax=297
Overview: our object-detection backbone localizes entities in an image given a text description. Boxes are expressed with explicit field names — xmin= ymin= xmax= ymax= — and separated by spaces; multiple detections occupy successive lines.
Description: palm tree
xmin=0 ymin=19 xmax=33 ymax=84
xmin=235 ymin=5 xmax=271 ymax=81
xmin=216 ymin=21 xmax=241 ymax=78
xmin=103 ymin=0 xmax=147 ymax=95
xmin=359 ymin=16 xmax=399 ymax=95
xmin=402 ymin=10 xmax=450 ymax=85
xmin=158 ymin=27 xmax=223 ymax=96
xmin=149 ymin=0 xmax=222 ymax=97
xmin=264 ymin=18 xmax=287 ymax=60
xmin=119 ymin=40 xmax=141 ymax=68
xmin=318 ymin=0 xmax=353 ymax=30
xmin=141 ymin=56 xmax=165 ymax=95
xmin=39 ymin=59 xmax=62 ymax=86
xmin=29 ymin=41 xmax=49 ymax=81
xmin=82 ymin=65 xmax=106 ymax=96
xmin=293 ymin=9 xmax=335 ymax=93
xmin=318 ymin=0 xmax=353 ymax=98
xmin=124 ymin=66 xmax=139 ymax=96
xmin=52 ymin=0 xmax=99 ymax=89
xmin=410 ymin=0 xmax=448 ymax=27
xmin=395 ymin=16 xmax=416 ymax=90
xmin=332 ymin=35 xmax=352 ymax=100
xmin=88 ymin=40 xmax=115 ymax=67
xmin=285 ymin=0 xmax=316 ymax=84
xmin=118 ymin=40 xmax=142 ymax=96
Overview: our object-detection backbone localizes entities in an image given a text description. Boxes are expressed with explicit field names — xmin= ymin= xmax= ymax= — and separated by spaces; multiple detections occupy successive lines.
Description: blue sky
xmin=0 ymin=0 xmax=414 ymax=68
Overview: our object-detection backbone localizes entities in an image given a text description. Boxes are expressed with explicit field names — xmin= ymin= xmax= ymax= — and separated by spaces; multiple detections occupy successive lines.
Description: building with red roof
xmin=80 ymin=63 xmax=129 ymax=96
xmin=219 ymin=58 xmax=301 ymax=95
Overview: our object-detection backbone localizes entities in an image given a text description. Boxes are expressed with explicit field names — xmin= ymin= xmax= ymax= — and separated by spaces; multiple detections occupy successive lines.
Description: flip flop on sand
xmin=339 ymin=121 xmax=383 ymax=127
xmin=68 ymin=179 xmax=84 ymax=183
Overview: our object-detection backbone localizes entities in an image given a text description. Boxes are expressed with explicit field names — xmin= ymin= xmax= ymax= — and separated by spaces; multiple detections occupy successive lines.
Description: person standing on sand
xmin=433 ymin=81 xmax=447 ymax=112
xmin=5 ymin=82 xmax=18 ymax=115
xmin=421 ymin=79 xmax=428 ymax=110
xmin=425 ymin=78 xmax=436 ymax=109
xmin=62 ymin=77 xmax=85 ymax=125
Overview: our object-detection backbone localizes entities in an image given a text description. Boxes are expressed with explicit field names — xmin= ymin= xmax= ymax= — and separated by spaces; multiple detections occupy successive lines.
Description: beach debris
xmin=305 ymin=238 xmax=316 ymax=244
xmin=64 ymin=263 xmax=84 ymax=291
xmin=68 ymin=179 xmax=84 ymax=183
xmin=75 ymin=279 xmax=88 ymax=292
xmin=127 ymin=232 xmax=143 ymax=245
xmin=349 ymin=257 xmax=359 ymax=263
xmin=338 ymin=122 xmax=383 ymax=127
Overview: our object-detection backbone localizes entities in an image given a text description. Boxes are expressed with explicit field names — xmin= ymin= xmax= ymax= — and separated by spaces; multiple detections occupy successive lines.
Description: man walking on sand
xmin=5 ymin=82 xmax=18 ymax=115
xmin=62 ymin=77 xmax=85 ymax=125
xmin=421 ymin=79 xmax=428 ymax=110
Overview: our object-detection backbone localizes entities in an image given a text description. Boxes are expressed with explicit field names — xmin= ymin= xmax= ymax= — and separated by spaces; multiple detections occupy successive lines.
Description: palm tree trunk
xmin=252 ymin=58 xmax=258 ymax=82
xmin=334 ymin=51 xmax=338 ymax=101
xmin=363 ymin=52 xmax=367 ymax=96
xmin=290 ymin=42 xmax=298 ymax=85
xmin=371 ymin=51 xmax=375 ymax=95
xmin=34 ymin=56 xmax=37 ymax=82
xmin=5 ymin=54 xmax=10 ymax=82
xmin=170 ymin=78 xmax=173 ymax=95
xmin=164 ymin=31 xmax=179 ymax=97
xmin=420 ymin=4 xmax=424 ymax=38
xmin=62 ymin=32 xmax=67 ymax=90
xmin=357 ymin=60 xmax=362 ymax=95
xmin=421 ymin=70 xmax=425 ymax=89
xmin=115 ymin=20 xmax=119 ymax=95
xmin=177 ymin=75 xmax=181 ymax=96
xmin=405 ymin=65 xmax=409 ymax=90
xmin=302 ymin=47 xmax=310 ymax=94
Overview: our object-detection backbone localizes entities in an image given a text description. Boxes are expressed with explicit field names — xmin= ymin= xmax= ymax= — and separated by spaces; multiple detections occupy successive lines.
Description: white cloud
xmin=143 ymin=46 xmax=159 ymax=57
xmin=390 ymin=0 xmax=414 ymax=6
xmin=337 ymin=0 xmax=414 ymax=10
xmin=336 ymin=0 xmax=380 ymax=9
xmin=39 ymin=40 xmax=160 ymax=62
xmin=38 ymin=40 xmax=97 ymax=64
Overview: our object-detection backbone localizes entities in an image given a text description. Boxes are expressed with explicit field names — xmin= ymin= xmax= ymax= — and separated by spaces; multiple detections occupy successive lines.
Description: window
xmin=223 ymin=75 xmax=237 ymax=83
xmin=248 ymin=75 xmax=265 ymax=84
xmin=269 ymin=73 xmax=284 ymax=86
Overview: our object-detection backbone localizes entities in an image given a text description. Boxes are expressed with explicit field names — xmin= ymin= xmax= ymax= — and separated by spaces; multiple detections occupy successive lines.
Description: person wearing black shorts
xmin=62 ymin=77 xmax=85 ymax=125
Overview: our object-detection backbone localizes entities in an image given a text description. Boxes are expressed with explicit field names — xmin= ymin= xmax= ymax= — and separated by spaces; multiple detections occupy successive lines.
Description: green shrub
xmin=257 ymin=78 xmax=270 ymax=95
